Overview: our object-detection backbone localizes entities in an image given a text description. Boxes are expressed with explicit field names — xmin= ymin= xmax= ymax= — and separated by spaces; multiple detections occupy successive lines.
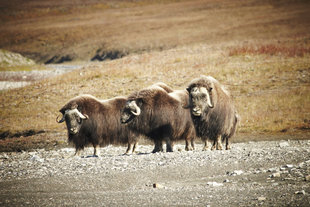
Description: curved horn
xmin=56 ymin=114 xmax=65 ymax=123
xmin=206 ymin=89 xmax=213 ymax=108
xmin=129 ymin=101 xmax=141 ymax=116
xmin=73 ymin=109 xmax=88 ymax=119
xmin=201 ymin=87 xmax=213 ymax=108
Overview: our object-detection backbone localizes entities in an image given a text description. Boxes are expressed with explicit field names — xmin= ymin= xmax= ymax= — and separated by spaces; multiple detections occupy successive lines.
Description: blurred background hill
xmin=1 ymin=0 xmax=309 ymax=63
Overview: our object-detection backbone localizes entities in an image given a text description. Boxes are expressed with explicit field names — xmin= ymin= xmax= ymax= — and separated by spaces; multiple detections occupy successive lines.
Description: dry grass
xmin=0 ymin=0 xmax=310 ymax=151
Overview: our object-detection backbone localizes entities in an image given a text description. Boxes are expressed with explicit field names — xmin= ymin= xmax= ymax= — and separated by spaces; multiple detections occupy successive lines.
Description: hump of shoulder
xmin=68 ymin=94 xmax=97 ymax=104
xmin=139 ymin=87 xmax=165 ymax=98
xmin=100 ymin=96 xmax=127 ymax=106
xmin=188 ymin=75 xmax=216 ymax=88
xmin=151 ymin=82 xmax=173 ymax=93
xmin=146 ymin=84 xmax=169 ymax=94
xmin=168 ymin=90 xmax=188 ymax=103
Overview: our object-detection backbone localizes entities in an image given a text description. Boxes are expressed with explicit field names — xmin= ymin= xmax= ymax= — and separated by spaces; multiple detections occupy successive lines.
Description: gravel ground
xmin=0 ymin=139 xmax=310 ymax=206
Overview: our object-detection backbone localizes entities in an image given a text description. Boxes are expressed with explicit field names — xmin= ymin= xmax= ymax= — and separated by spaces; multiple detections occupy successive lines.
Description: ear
xmin=136 ymin=98 xmax=144 ymax=105
xmin=71 ymin=103 xmax=78 ymax=109
xmin=186 ymin=87 xmax=190 ymax=93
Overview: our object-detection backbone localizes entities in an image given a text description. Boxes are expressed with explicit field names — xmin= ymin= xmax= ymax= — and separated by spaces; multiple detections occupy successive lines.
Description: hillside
xmin=0 ymin=0 xmax=310 ymax=150
xmin=1 ymin=0 xmax=310 ymax=63
xmin=0 ymin=49 xmax=36 ymax=69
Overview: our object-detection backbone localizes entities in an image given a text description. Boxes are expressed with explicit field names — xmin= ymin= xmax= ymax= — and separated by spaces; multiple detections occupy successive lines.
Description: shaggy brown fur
xmin=121 ymin=88 xmax=196 ymax=153
xmin=151 ymin=82 xmax=174 ymax=93
xmin=187 ymin=76 xmax=239 ymax=150
xmin=58 ymin=95 xmax=138 ymax=156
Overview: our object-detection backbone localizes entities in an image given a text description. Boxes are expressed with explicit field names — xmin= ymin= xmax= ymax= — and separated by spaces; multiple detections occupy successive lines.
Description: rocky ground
xmin=0 ymin=139 xmax=310 ymax=206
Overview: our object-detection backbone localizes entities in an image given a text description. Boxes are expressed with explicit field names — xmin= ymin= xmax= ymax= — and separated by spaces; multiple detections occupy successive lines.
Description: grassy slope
xmin=1 ymin=0 xmax=310 ymax=63
xmin=0 ymin=0 xmax=310 ymax=150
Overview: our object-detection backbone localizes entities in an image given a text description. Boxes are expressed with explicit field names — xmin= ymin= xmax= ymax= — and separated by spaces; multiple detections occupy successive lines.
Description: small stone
xmin=285 ymin=164 xmax=294 ymax=168
xmin=271 ymin=172 xmax=281 ymax=178
xmin=257 ymin=197 xmax=266 ymax=201
xmin=30 ymin=155 xmax=44 ymax=162
xmin=207 ymin=182 xmax=223 ymax=187
xmin=227 ymin=170 xmax=244 ymax=176
xmin=153 ymin=183 xmax=164 ymax=189
xmin=279 ymin=141 xmax=289 ymax=148
xmin=1 ymin=153 xmax=9 ymax=160
xmin=295 ymin=190 xmax=306 ymax=195
xmin=223 ymin=179 xmax=230 ymax=183
xmin=234 ymin=170 xmax=244 ymax=175
xmin=268 ymin=168 xmax=277 ymax=172
xmin=305 ymin=175 xmax=310 ymax=182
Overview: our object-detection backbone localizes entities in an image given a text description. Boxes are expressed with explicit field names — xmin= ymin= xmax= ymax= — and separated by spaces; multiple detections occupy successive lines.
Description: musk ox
xmin=187 ymin=75 xmax=239 ymax=150
xmin=120 ymin=86 xmax=196 ymax=153
xmin=57 ymin=94 xmax=138 ymax=156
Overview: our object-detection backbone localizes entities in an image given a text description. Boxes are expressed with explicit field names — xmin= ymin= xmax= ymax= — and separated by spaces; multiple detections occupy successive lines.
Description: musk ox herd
xmin=57 ymin=75 xmax=239 ymax=156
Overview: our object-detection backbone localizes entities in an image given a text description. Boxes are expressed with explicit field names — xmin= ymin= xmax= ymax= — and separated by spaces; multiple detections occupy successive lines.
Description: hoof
xmin=202 ymin=147 xmax=210 ymax=151
xmin=185 ymin=146 xmax=193 ymax=151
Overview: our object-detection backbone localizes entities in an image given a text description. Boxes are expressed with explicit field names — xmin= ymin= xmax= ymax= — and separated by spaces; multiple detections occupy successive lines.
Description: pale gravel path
xmin=0 ymin=64 xmax=82 ymax=90
xmin=0 ymin=140 xmax=310 ymax=206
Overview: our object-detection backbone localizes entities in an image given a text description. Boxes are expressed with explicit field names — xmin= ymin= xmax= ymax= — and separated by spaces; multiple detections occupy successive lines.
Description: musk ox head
xmin=57 ymin=107 xmax=89 ymax=135
xmin=187 ymin=76 xmax=215 ymax=116
xmin=120 ymin=99 xmax=141 ymax=124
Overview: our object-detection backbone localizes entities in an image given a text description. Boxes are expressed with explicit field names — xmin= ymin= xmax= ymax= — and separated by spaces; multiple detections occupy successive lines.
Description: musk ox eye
xmin=192 ymin=87 xmax=198 ymax=93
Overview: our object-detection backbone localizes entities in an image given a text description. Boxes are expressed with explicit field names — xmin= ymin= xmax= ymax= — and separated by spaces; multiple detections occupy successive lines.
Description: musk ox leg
xmin=74 ymin=148 xmax=82 ymax=157
xmin=211 ymin=139 xmax=217 ymax=151
xmin=125 ymin=142 xmax=137 ymax=155
xmin=93 ymin=145 xmax=100 ymax=157
xmin=203 ymin=139 xmax=211 ymax=151
xmin=125 ymin=143 xmax=132 ymax=155
xmin=132 ymin=142 xmax=138 ymax=153
xmin=191 ymin=139 xmax=195 ymax=150
xmin=185 ymin=140 xmax=193 ymax=151
xmin=216 ymin=135 xmax=223 ymax=150
xmin=152 ymin=139 xmax=163 ymax=153
xmin=165 ymin=139 xmax=174 ymax=152
xmin=185 ymin=139 xmax=195 ymax=151
xmin=226 ymin=138 xmax=231 ymax=150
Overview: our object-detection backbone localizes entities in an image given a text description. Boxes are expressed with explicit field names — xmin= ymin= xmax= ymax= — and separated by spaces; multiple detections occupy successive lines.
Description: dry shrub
xmin=229 ymin=44 xmax=310 ymax=58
